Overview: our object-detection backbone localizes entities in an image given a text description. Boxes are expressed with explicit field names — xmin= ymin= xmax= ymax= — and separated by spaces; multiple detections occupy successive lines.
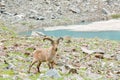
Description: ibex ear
xmin=57 ymin=37 xmax=63 ymax=44
xmin=43 ymin=37 xmax=54 ymax=44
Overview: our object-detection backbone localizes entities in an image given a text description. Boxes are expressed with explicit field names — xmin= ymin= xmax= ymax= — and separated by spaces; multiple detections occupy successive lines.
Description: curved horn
xmin=43 ymin=37 xmax=54 ymax=44
xmin=57 ymin=37 xmax=63 ymax=44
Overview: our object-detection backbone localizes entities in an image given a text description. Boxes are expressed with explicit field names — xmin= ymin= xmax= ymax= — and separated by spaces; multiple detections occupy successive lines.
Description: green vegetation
xmin=111 ymin=14 xmax=120 ymax=19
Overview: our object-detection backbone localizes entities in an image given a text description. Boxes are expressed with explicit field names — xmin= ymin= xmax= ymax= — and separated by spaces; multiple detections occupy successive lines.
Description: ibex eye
xmin=55 ymin=48 xmax=58 ymax=51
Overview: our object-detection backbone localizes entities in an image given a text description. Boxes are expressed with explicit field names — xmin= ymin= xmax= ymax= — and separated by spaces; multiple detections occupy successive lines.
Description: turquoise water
xmin=19 ymin=29 xmax=120 ymax=41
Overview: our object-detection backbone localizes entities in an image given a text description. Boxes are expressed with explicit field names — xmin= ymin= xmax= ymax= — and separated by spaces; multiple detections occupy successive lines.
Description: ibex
xmin=28 ymin=37 xmax=63 ymax=73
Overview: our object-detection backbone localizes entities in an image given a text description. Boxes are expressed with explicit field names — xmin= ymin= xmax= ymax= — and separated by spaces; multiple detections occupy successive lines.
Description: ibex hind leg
xmin=48 ymin=61 xmax=55 ymax=69
xmin=28 ymin=59 xmax=37 ymax=73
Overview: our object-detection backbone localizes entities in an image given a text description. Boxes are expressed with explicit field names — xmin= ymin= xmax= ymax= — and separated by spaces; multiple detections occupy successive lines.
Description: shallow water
xmin=19 ymin=29 xmax=120 ymax=41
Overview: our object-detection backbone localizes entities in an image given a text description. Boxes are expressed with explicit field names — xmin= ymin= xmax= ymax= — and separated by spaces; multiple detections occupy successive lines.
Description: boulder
xmin=102 ymin=8 xmax=111 ymax=15
xmin=69 ymin=5 xmax=81 ymax=13
xmin=31 ymin=31 xmax=46 ymax=37
xmin=46 ymin=69 xmax=61 ymax=78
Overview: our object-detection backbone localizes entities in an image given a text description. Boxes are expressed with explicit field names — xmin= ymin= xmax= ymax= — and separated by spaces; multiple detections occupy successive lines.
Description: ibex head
xmin=43 ymin=37 xmax=63 ymax=51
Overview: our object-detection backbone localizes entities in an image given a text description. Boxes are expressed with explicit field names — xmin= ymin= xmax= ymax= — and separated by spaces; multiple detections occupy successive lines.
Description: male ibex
xmin=28 ymin=37 xmax=63 ymax=73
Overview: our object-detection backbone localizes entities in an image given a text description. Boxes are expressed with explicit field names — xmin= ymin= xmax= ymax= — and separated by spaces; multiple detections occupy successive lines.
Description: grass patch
xmin=0 ymin=77 xmax=12 ymax=80
xmin=25 ymin=47 xmax=34 ymax=52
xmin=111 ymin=14 xmax=120 ymax=19
xmin=0 ymin=70 xmax=15 ymax=76
xmin=29 ymin=73 xmax=41 ymax=80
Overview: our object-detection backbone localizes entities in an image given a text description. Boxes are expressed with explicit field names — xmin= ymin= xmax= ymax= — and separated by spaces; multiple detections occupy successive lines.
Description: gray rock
xmin=102 ymin=8 xmax=111 ymax=15
xmin=69 ymin=5 xmax=81 ymax=13
xmin=46 ymin=69 xmax=61 ymax=78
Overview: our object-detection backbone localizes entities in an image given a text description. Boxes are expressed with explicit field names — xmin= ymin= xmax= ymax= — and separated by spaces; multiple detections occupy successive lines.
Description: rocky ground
xmin=0 ymin=0 xmax=120 ymax=32
xmin=0 ymin=24 xmax=120 ymax=80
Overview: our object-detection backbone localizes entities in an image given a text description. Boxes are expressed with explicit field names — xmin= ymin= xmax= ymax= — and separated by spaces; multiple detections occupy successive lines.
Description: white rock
xmin=31 ymin=31 xmax=45 ymax=37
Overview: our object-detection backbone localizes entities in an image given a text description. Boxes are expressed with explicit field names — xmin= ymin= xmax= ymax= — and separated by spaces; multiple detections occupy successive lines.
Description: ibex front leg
xmin=48 ymin=61 xmax=55 ymax=69
xmin=37 ymin=61 xmax=41 ymax=73
xmin=28 ymin=59 xmax=37 ymax=73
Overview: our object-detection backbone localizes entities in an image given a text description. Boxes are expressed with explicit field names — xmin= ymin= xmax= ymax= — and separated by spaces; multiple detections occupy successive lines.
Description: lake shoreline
xmin=43 ymin=19 xmax=120 ymax=32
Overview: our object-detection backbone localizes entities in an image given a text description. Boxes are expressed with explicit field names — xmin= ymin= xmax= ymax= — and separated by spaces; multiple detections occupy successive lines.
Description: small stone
xmin=68 ymin=68 xmax=78 ymax=74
